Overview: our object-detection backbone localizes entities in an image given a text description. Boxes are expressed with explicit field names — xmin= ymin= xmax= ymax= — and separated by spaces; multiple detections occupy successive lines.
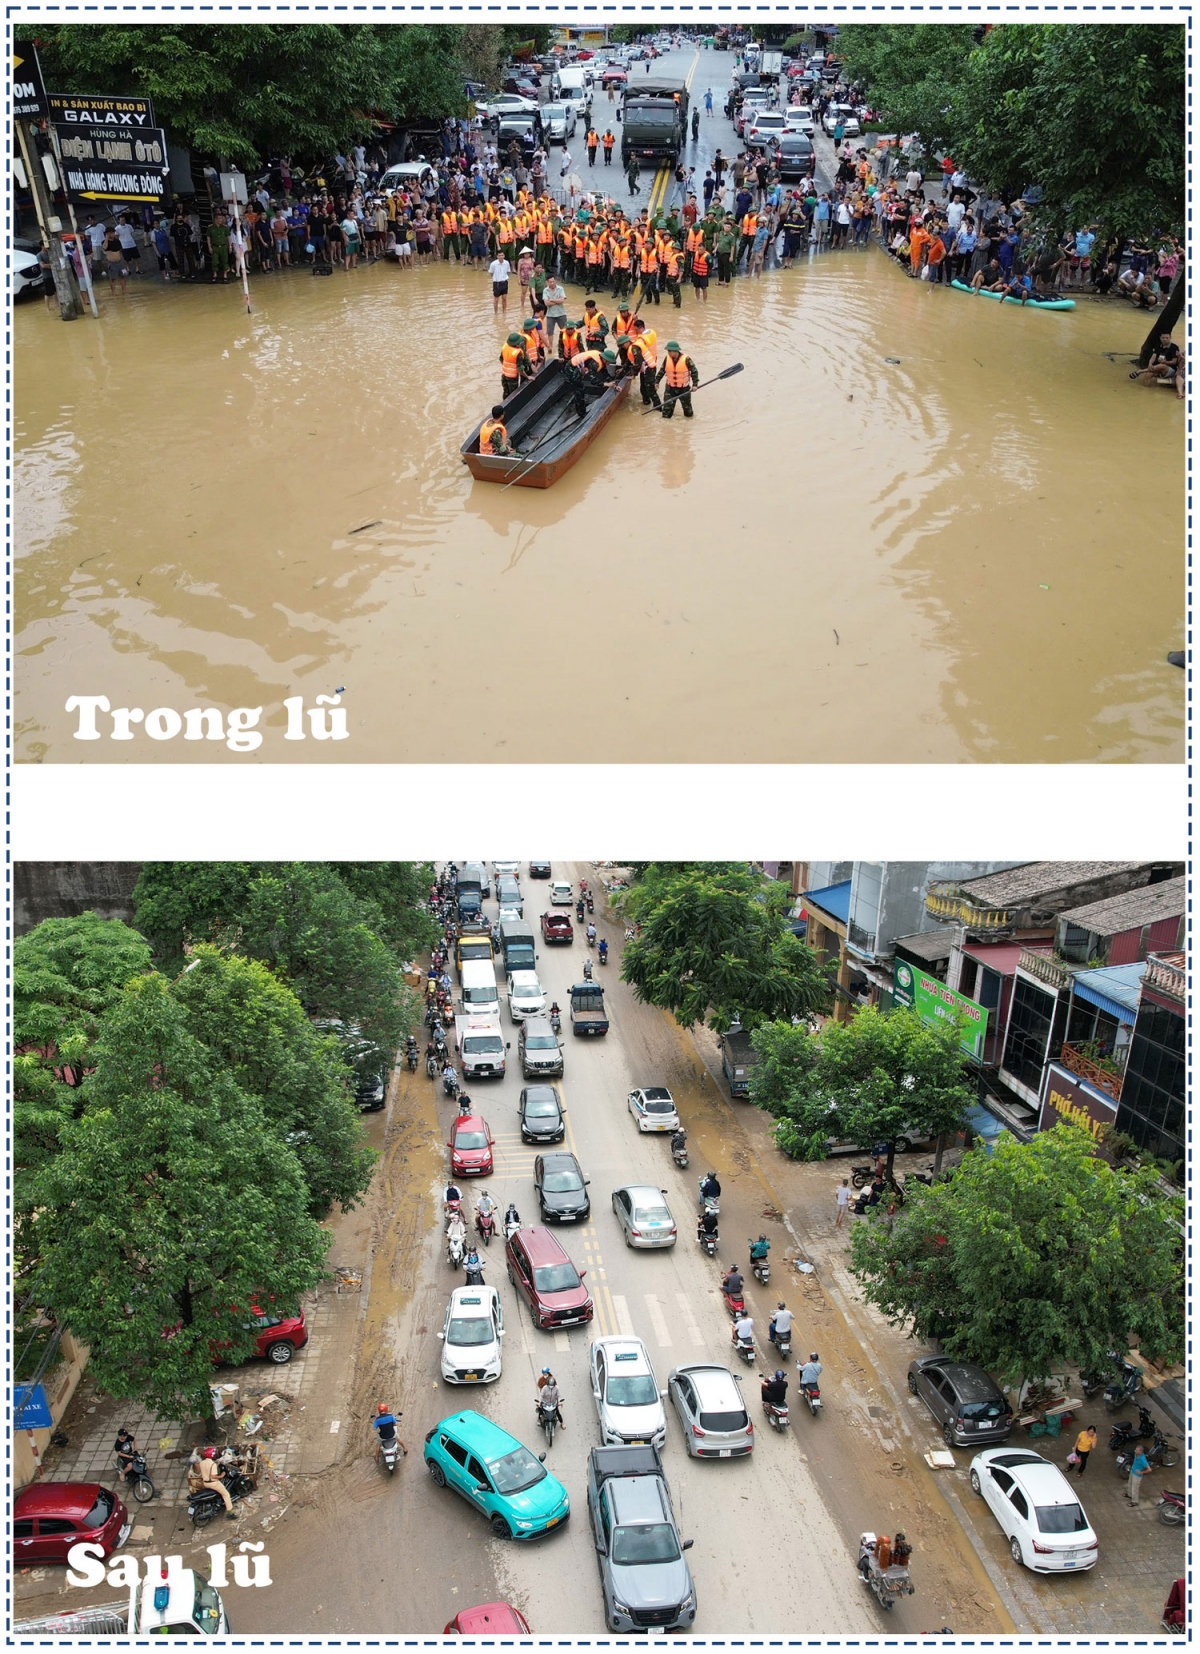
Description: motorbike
xmin=576 ymin=903 xmax=586 ymax=924
xmin=444 ymin=1197 xmax=463 ymax=1227
xmin=1105 ymin=1359 xmax=1144 ymax=1411
xmin=721 ymin=1279 xmax=746 ymax=1318
xmin=801 ymin=1381 xmax=823 ymax=1417
xmin=1115 ymin=1431 xmax=1178 ymax=1475
xmin=464 ymin=1252 xmax=485 ymax=1286
xmin=1108 ymin=1405 xmax=1156 ymax=1450
xmin=1158 ymin=1490 xmax=1186 ymax=1527
xmin=582 ymin=957 xmax=594 ymax=981
xmin=697 ymin=1226 xmax=718 ymax=1257
xmin=698 ymin=1177 xmax=720 ymax=1218
xmin=850 ymin=1163 xmax=874 ymax=1189
xmin=538 ymin=1398 xmax=559 ymax=1448
xmin=426 ymin=1053 xmax=440 ymax=1077
xmin=586 ymin=893 xmax=594 ymax=914
xmin=671 ymin=1133 xmax=689 ymax=1169
xmin=762 ymin=1398 xmax=790 ymax=1431
xmin=750 ymin=1248 xmax=770 ymax=1286
xmin=447 ymin=1230 xmax=465 ymax=1269
xmin=380 ymin=1433 xmax=401 ymax=1476
xmin=549 ymin=1011 xmax=562 ymax=1035
xmin=405 ymin=1046 xmax=419 ymax=1072
xmin=598 ymin=941 xmax=608 ymax=965
xmin=458 ymin=1095 xmax=472 ymax=1116
xmin=117 ymin=1451 xmax=156 ymax=1504
xmin=732 ymin=1326 xmax=756 ymax=1366
xmin=858 ymin=1537 xmax=914 ymax=1612
xmin=443 ymin=1071 xmax=460 ymax=1099
xmin=188 ymin=1460 xmax=255 ymax=1527
xmin=503 ymin=1209 xmax=521 ymax=1243
xmin=476 ymin=1209 xmax=497 ymax=1246
xmin=769 ymin=1324 xmax=792 ymax=1360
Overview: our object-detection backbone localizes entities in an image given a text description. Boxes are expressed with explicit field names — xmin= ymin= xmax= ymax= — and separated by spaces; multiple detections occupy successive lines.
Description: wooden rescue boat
xmin=461 ymin=359 xmax=632 ymax=489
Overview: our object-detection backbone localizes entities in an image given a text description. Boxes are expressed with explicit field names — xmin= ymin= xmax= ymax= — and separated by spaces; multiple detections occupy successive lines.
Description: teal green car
xmin=423 ymin=1411 xmax=570 ymax=1540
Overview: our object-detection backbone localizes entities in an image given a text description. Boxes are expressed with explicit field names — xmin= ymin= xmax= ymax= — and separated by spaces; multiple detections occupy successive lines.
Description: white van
xmin=460 ymin=960 xmax=500 ymax=1019
xmin=552 ymin=66 xmax=591 ymax=119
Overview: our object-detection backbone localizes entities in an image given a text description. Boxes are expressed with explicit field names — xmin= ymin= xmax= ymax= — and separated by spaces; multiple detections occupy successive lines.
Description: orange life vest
xmin=640 ymin=243 xmax=659 ymax=273
xmin=686 ymin=227 xmax=704 ymax=256
xmin=603 ymin=132 xmax=615 ymax=151
xmin=441 ymin=209 xmax=458 ymax=234
xmin=587 ymin=129 xmax=599 ymax=147
xmin=664 ymin=353 xmax=691 ymax=388
xmin=633 ymin=335 xmax=657 ymax=370
xmin=559 ymin=327 xmax=583 ymax=357
xmin=741 ymin=213 xmax=758 ymax=236
xmin=663 ymin=246 xmax=682 ymax=278
xmin=584 ymin=313 xmax=606 ymax=342
xmin=571 ymin=349 xmax=604 ymax=372
xmin=497 ymin=220 xmax=514 ymax=245
xmin=691 ymin=247 xmax=710 ymax=276
xmin=500 ymin=343 xmax=524 ymax=379
xmin=479 ymin=418 xmax=507 ymax=453
xmin=614 ymin=311 xmax=635 ymax=336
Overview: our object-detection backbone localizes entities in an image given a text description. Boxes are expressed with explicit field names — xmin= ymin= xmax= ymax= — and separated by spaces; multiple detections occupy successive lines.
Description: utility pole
xmin=13 ymin=41 xmax=83 ymax=319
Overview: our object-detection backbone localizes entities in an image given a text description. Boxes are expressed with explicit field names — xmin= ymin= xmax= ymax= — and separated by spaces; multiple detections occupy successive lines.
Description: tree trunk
xmin=933 ymin=1132 xmax=946 ymax=1176
xmin=1139 ymin=258 xmax=1184 ymax=366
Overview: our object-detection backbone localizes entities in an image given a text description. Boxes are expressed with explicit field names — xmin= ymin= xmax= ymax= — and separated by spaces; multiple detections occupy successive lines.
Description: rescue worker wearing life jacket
xmin=566 ymin=347 xmax=607 ymax=417
xmin=613 ymin=304 xmax=636 ymax=338
xmin=582 ymin=300 xmax=609 ymax=346
xmin=478 ymin=405 xmax=518 ymax=458
xmin=602 ymin=130 xmax=615 ymax=165
xmin=557 ymin=319 xmax=584 ymax=361
xmin=500 ymin=332 xmax=531 ymax=400
xmin=630 ymin=317 xmax=660 ymax=407
xmin=656 ymin=341 xmax=700 ymax=420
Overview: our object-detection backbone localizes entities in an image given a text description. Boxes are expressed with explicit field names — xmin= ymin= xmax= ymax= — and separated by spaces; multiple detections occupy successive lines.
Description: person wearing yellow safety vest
xmin=630 ymin=318 xmax=661 ymax=408
xmin=500 ymin=332 xmax=531 ymax=401
xmin=478 ymin=405 xmax=518 ymax=458
xmin=655 ymin=341 xmax=699 ymax=420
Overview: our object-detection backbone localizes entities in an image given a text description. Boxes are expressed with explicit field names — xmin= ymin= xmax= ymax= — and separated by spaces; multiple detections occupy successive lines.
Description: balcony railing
xmin=1143 ymin=952 xmax=1185 ymax=1002
xmin=1018 ymin=948 xmax=1072 ymax=990
xmin=925 ymin=883 xmax=1015 ymax=932
xmin=1057 ymin=1042 xmax=1125 ymax=1101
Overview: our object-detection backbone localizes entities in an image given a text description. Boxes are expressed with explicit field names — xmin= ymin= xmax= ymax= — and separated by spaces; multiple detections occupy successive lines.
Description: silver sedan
xmin=611 ymin=1185 xmax=677 ymax=1249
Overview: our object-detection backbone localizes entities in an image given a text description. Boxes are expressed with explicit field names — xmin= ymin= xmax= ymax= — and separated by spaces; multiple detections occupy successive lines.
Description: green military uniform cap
xmin=666 ymin=341 xmax=682 ymax=352
xmin=506 ymin=332 xmax=525 ymax=345
xmin=601 ymin=350 xmax=617 ymax=362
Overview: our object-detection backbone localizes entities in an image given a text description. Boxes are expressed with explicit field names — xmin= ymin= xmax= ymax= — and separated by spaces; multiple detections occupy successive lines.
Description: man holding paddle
xmin=657 ymin=341 xmax=700 ymax=419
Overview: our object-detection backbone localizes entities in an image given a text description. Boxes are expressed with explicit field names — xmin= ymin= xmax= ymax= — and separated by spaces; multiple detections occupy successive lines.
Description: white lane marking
xmin=330 ymin=1420 xmax=341 ymax=1434
xmin=645 ymin=1294 xmax=673 ymax=1348
xmin=554 ymin=1331 xmax=571 ymax=1353
xmin=611 ymin=1294 xmax=636 ymax=1336
xmin=518 ymin=1309 xmax=535 ymax=1359
xmin=675 ymin=1292 xmax=705 ymax=1348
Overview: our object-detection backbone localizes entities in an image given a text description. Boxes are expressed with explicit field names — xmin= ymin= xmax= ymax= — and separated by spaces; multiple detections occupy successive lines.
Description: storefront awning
xmin=1071 ymin=961 xmax=1145 ymax=1025
xmin=803 ymin=880 xmax=850 ymax=927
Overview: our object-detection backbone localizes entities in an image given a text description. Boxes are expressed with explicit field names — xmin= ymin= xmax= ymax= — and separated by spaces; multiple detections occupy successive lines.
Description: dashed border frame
xmin=4 ymin=4 xmax=1192 ymax=1647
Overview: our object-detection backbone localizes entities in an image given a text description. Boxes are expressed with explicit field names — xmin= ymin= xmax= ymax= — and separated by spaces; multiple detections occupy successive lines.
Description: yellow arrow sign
xmin=77 ymin=190 xmax=165 ymax=202
xmin=14 ymin=52 xmax=24 ymax=70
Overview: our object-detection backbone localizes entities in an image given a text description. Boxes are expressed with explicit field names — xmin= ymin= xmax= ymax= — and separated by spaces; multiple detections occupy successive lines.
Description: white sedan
xmin=438 ymin=1284 xmax=505 ymax=1384
xmin=590 ymin=1336 xmax=668 ymax=1446
xmin=784 ymin=105 xmax=815 ymax=135
xmin=477 ymin=92 xmax=539 ymax=121
xmin=822 ymin=105 xmax=860 ymax=137
xmin=969 ymin=1449 xmax=1098 ymax=1572
xmin=628 ymin=1087 xmax=680 ymax=1133
xmin=508 ymin=970 xmax=547 ymax=1022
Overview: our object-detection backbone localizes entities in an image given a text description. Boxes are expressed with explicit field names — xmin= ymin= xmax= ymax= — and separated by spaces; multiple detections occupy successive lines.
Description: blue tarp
xmin=803 ymin=880 xmax=851 ymax=926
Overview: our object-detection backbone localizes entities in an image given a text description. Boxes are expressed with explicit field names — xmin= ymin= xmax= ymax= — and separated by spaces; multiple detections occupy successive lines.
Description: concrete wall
xmin=15 ymin=1331 xmax=90 ymax=1489
xmin=15 ymin=863 xmax=143 ymax=936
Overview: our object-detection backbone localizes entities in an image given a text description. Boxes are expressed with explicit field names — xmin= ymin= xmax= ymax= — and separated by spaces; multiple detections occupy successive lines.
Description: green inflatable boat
xmin=951 ymin=279 xmax=1075 ymax=310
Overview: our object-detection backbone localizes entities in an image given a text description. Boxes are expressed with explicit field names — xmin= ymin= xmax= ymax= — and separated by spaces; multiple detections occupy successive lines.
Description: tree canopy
xmin=33 ymin=974 xmax=329 ymax=1424
xmin=751 ymin=1005 xmax=973 ymax=1165
xmin=848 ymin=1124 xmax=1184 ymax=1387
xmin=836 ymin=23 xmax=1184 ymax=237
xmin=618 ymin=863 xmax=832 ymax=1032
xmin=29 ymin=23 xmax=546 ymax=166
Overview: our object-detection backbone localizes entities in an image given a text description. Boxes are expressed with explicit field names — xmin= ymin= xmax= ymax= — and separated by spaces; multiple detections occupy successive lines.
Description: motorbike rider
xmin=891 ymin=1531 xmax=912 ymax=1570
xmin=114 ymin=1428 xmax=138 ymax=1480
xmin=732 ymin=1311 xmax=754 ymax=1348
xmin=536 ymin=1369 xmax=564 ymax=1429
xmin=761 ymin=1369 xmax=788 ymax=1407
xmin=598 ymin=938 xmax=608 ymax=962
xmin=446 ymin=1209 xmax=467 ymax=1256
xmin=697 ymin=1207 xmax=719 ymax=1242
xmin=476 ymin=1190 xmax=497 ymax=1232
xmin=373 ymin=1402 xmax=405 ymax=1463
xmin=464 ymin=1247 xmax=485 ymax=1284
xmin=576 ymin=898 xmax=585 ymax=922
xmin=457 ymin=1092 xmax=473 ymax=1116
xmin=196 ymin=1446 xmax=235 ymax=1518
xmin=444 ymin=1181 xmax=464 ymax=1217
xmin=769 ymin=1303 xmax=795 ymax=1345
xmin=548 ymin=1001 xmax=562 ymax=1024
xmin=800 ymin=1352 xmax=822 ymax=1392
xmin=586 ymin=922 xmax=597 ymax=946
xmin=671 ymin=1127 xmax=687 ymax=1155
xmin=442 ymin=1061 xmax=460 ymax=1095
xmin=582 ymin=955 xmax=594 ymax=981
xmin=504 ymin=1200 xmax=521 ymax=1231
xmin=749 ymin=1234 xmax=771 ymax=1267
xmin=721 ymin=1264 xmax=744 ymax=1299
xmin=700 ymin=1171 xmax=721 ymax=1202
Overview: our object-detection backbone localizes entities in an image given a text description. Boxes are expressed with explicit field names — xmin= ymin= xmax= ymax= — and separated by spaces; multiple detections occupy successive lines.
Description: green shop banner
xmin=892 ymin=961 xmax=987 ymax=1060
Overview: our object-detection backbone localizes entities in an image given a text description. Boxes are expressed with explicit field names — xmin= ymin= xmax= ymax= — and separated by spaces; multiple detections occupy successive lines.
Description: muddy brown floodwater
xmin=15 ymin=248 xmax=1183 ymax=763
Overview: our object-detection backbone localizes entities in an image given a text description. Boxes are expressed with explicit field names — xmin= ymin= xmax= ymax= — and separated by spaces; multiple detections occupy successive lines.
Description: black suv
xmin=534 ymin=1151 xmax=591 ymax=1222
xmin=908 ymin=1355 xmax=1012 ymax=1447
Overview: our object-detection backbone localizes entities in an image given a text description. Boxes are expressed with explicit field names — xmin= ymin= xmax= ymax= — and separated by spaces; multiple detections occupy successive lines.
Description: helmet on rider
xmin=542 ymin=1367 xmax=552 ymax=1376
xmin=778 ymin=1301 xmax=787 ymax=1310
xmin=203 ymin=1447 xmax=217 ymax=1459
xmin=377 ymin=1403 xmax=389 ymax=1415
xmin=775 ymin=1370 xmax=786 ymax=1382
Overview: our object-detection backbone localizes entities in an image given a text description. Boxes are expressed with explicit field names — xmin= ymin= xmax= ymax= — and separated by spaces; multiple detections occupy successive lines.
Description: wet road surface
xmin=15 ymin=49 xmax=1183 ymax=764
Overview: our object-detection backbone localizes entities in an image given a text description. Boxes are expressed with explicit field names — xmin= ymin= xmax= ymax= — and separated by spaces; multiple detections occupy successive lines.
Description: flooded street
xmin=16 ymin=219 xmax=1182 ymax=763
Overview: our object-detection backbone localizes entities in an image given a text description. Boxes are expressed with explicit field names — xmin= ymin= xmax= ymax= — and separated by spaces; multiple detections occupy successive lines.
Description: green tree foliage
xmin=31 ymin=24 xmax=471 ymax=165
xmin=333 ymin=862 xmax=439 ymax=960
xmin=14 ymin=915 xmax=152 ymax=1197
xmin=751 ymin=1005 xmax=972 ymax=1166
xmin=171 ymin=947 xmax=376 ymax=1218
xmin=132 ymin=862 xmax=257 ymax=974
xmin=33 ymin=975 xmax=329 ymax=1423
xmin=619 ymin=864 xmax=832 ymax=1032
xmin=848 ymin=1124 xmax=1184 ymax=1385
xmin=835 ymin=23 xmax=1183 ymax=238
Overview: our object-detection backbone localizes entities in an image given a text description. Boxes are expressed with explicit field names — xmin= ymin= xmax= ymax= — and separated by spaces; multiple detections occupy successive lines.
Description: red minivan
xmin=449 ymin=1114 xmax=495 ymax=1177
xmin=14 ymin=1483 xmax=130 ymax=1564
xmin=505 ymin=1225 xmax=593 ymax=1330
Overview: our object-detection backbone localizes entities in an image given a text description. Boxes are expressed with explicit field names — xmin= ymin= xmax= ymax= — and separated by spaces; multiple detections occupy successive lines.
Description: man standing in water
xmin=489 ymin=250 xmax=512 ymax=317
xmin=657 ymin=341 xmax=700 ymax=419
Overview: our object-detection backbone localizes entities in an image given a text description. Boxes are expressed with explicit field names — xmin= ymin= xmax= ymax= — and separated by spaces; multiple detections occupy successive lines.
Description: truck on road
xmin=455 ymin=1014 xmax=508 ymax=1079
xmin=586 ymin=1444 xmax=696 ymax=1633
xmin=570 ymin=982 xmax=609 ymax=1036
xmin=621 ymin=77 xmax=689 ymax=166
xmin=760 ymin=49 xmax=783 ymax=79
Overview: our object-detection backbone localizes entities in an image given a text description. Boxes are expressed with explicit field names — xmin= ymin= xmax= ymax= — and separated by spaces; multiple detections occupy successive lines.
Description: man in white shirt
xmin=945 ymin=197 xmax=966 ymax=237
xmin=905 ymin=166 xmax=923 ymax=198
xmin=488 ymin=253 xmax=512 ymax=316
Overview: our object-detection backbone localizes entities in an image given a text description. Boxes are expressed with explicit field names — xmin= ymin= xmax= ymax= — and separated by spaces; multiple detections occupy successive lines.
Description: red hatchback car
xmin=505 ymin=1225 xmax=593 ymax=1330
xmin=249 ymin=1305 xmax=309 ymax=1364
xmin=445 ymin=1603 xmax=531 ymax=1634
xmin=449 ymin=1114 xmax=495 ymax=1177
xmin=14 ymin=1482 xmax=130 ymax=1565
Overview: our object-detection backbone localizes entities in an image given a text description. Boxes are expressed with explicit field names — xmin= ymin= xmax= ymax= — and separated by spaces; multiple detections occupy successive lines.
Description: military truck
xmin=620 ymin=77 xmax=689 ymax=166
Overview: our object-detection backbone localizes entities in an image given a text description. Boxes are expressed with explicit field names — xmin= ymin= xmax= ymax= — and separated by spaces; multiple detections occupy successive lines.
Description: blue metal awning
xmin=1071 ymin=962 xmax=1144 ymax=1025
xmin=803 ymin=880 xmax=851 ymax=927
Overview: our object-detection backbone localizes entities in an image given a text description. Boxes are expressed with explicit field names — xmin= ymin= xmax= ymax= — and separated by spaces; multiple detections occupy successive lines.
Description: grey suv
xmin=908 ymin=1355 xmax=1013 ymax=1447
xmin=519 ymin=1015 xmax=563 ymax=1078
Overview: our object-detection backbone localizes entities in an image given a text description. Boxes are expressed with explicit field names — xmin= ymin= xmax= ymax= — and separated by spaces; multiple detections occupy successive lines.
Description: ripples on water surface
xmin=14 ymin=249 xmax=1183 ymax=761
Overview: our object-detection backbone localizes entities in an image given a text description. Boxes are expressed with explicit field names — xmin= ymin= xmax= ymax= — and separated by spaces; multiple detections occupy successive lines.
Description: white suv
xmin=508 ymin=970 xmax=547 ymax=1022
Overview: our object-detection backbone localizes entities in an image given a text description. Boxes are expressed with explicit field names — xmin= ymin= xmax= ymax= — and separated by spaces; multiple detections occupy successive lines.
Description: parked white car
xmin=590 ymin=1336 xmax=668 ymax=1447
xmin=822 ymin=104 xmax=860 ymax=137
xmin=438 ymin=1284 xmax=505 ymax=1384
xmin=783 ymin=104 xmax=815 ymax=135
xmin=476 ymin=92 xmax=539 ymax=121
xmin=969 ymin=1449 xmax=1098 ymax=1572
xmin=13 ymin=237 xmax=43 ymax=301
xmin=508 ymin=970 xmax=547 ymax=1022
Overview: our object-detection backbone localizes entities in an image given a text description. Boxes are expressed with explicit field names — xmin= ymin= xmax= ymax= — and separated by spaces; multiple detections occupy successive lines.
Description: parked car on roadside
xmin=14 ymin=1483 xmax=131 ymax=1565
xmin=908 ymin=1354 xmax=1013 ymax=1447
xmin=969 ymin=1449 xmax=1098 ymax=1573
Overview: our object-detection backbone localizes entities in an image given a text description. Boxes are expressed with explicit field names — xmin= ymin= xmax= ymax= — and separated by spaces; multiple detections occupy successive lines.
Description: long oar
xmin=498 ymin=402 xmax=585 ymax=490
xmin=641 ymin=360 xmax=745 ymax=413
